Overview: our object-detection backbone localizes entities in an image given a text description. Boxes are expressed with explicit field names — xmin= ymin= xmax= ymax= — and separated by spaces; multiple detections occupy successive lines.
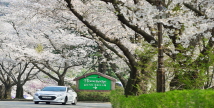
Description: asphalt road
xmin=0 ymin=101 xmax=112 ymax=108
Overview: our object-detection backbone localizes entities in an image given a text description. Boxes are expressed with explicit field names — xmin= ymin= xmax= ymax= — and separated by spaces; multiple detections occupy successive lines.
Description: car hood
xmin=36 ymin=91 xmax=65 ymax=96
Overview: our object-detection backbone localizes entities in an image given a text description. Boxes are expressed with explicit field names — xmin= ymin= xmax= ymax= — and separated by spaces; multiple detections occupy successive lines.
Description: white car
xmin=33 ymin=86 xmax=77 ymax=105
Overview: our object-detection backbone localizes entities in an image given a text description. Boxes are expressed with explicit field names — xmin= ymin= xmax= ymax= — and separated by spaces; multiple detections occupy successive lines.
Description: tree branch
xmin=183 ymin=3 xmax=207 ymax=18
xmin=32 ymin=62 xmax=59 ymax=82
xmin=64 ymin=0 xmax=138 ymax=73
xmin=111 ymin=2 xmax=158 ymax=47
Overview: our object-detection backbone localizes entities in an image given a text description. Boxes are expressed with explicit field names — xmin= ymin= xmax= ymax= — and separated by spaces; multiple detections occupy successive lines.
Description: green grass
xmin=110 ymin=89 xmax=214 ymax=108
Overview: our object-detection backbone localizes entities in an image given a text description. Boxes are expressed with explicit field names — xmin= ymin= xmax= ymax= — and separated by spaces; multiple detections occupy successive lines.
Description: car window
xmin=42 ymin=87 xmax=66 ymax=91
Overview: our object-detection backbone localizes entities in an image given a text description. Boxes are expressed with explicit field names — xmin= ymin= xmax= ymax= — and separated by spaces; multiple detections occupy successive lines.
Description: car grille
xmin=38 ymin=96 xmax=56 ymax=100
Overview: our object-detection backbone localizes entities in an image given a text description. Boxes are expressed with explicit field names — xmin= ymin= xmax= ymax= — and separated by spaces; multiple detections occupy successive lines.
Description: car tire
xmin=72 ymin=97 xmax=77 ymax=105
xmin=62 ymin=97 xmax=67 ymax=105
xmin=34 ymin=102 xmax=39 ymax=104
xmin=46 ymin=102 xmax=50 ymax=104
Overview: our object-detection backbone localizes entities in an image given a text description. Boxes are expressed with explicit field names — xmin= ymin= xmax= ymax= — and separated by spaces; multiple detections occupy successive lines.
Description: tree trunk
xmin=0 ymin=85 xmax=5 ymax=99
xmin=124 ymin=69 xmax=147 ymax=96
xmin=15 ymin=84 xmax=24 ymax=99
xmin=4 ymin=85 xmax=12 ymax=99
xmin=98 ymin=62 xmax=107 ymax=74
xmin=58 ymin=77 xmax=65 ymax=86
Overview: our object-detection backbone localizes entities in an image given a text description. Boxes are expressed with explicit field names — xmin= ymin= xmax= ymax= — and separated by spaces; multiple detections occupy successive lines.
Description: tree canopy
xmin=0 ymin=0 xmax=214 ymax=97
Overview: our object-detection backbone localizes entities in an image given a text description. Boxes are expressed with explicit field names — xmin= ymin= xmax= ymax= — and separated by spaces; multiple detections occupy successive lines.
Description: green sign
xmin=79 ymin=74 xmax=111 ymax=90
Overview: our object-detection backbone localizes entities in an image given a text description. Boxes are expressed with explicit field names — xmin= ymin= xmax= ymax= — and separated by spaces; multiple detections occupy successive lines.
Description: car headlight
xmin=57 ymin=93 xmax=64 ymax=97
xmin=34 ymin=93 xmax=40 ymax=96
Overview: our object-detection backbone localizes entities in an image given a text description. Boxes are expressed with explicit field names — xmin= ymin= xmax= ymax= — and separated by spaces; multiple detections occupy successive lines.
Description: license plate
xmin=42 ymin=96 xmax=51 ymax=99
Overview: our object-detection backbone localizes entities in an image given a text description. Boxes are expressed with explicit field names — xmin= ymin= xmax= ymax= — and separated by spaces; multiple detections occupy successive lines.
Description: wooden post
xmin=156 ymin=0 xmax=165 ymax=92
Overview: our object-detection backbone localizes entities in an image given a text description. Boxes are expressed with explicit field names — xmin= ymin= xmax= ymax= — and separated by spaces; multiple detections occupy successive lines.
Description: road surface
xmin=0 ymin=101 xmax=112 ymax=108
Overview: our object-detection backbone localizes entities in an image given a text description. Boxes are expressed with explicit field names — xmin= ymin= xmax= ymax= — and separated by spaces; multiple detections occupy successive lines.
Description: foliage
xmin=35 ymin=44 xmax=44 ymax=53
xmin=135 ymin=43 xmax=158 ymax=70
xmin=172 ymin=3 xmax=182 ymax=12
xmin=169 ymin=47 xmax=214 ymax=90
xmin=71 ymin=85 xmax=123 ymax=102
xmin=134 ymin=43 xmax=158 ymax=93
xmin=110 ymin=89 xmax=214 ymax=108
xmin=77 ymin=91 xmax=110 ymax=102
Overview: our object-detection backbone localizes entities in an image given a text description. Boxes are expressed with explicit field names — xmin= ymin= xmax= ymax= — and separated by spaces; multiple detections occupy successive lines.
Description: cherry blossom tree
xmin=31 ymin=34 xmax=95 ymax=86
xmin=1 ymin=0 xmax=97 ymax=87
xmin=0 ymin=57 xmax=39 ymax=99
xmin=0 ymin=64 xmax=15 ymax=99
xmin=62 ymin=0 xmax=214 ymax=95
xmin=2 ymin=0 xmax=214 ymax=96
xmin=0 ymin=22 xmax=41 ymax=99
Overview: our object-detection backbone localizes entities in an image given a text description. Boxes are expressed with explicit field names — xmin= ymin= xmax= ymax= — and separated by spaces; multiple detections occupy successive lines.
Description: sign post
xmin=73 ymin=72 xmax=116 ymax=92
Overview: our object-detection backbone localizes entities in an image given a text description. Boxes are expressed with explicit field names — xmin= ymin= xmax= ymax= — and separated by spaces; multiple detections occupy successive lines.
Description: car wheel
xmin=34 ymin=102 xmax=39 ymax=104
xmin=72 ymin=97 xmax=77 ymax=105
xmin=46 ymin=102 xmax=50 ymax=104
xmin=62 ymin=97 xmax=67 ymax=105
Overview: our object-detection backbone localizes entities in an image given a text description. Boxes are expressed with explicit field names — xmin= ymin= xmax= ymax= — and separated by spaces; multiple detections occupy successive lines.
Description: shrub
xmin=77 ymin=91 xmax=110 ymax=102
xmin=71 ymin=84 xmax=124 ymax=102
xmin=110 ymin=89 xmax=214 ymax=108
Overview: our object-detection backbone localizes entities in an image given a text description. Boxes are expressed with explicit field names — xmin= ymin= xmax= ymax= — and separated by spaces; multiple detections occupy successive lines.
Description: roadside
xmin=0 ymin=99 xmax=111 ymax=103
xmin=0 ymin=99 xmax=33 ymax=101
xmin=0 ymin=101 xmax=112 ymax=108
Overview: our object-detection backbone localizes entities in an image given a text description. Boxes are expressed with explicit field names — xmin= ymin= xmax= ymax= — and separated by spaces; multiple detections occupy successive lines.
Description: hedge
xmin=110 ymin=89 xmax=214 ymax=108
xmin=77 ymin=91 xmax=110 ymax=102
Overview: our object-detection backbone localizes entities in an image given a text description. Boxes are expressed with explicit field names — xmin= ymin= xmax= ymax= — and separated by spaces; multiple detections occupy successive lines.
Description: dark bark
xmin=183 ymin=3 xmax=207 ymax=18
xmin=133 ymin=0 xmax=139 ymax=4
xmin=0 ymin=69 xmax=15 ymax=99
xmin=58 ymin=76 xmax=65 ymax=86
xmin=0 ymin=85 xmax=4 ymax=99
xmin=12 ymin=63 xmax=37 ymax=99
xmin=97 ymin=45 xmax=107 ymax=74
xmin=98 ymin=62 xmax=107 ymax=74
xmin=3 ymin=85 xmax=12 ymax=99
xmin=113 ymin=7 xmax=157 ymax=46
xmin=125 ymin=69 xmax=148 ymax=96
xmin=15 ymin=84 xmax=24 ymax=99
xmin=0 ymin=81 xmax=14 ymax=99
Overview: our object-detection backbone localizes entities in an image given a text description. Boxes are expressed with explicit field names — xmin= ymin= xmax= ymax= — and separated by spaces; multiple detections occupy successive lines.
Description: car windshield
xmin=41 ymin=87 xmax=66 ymax=91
